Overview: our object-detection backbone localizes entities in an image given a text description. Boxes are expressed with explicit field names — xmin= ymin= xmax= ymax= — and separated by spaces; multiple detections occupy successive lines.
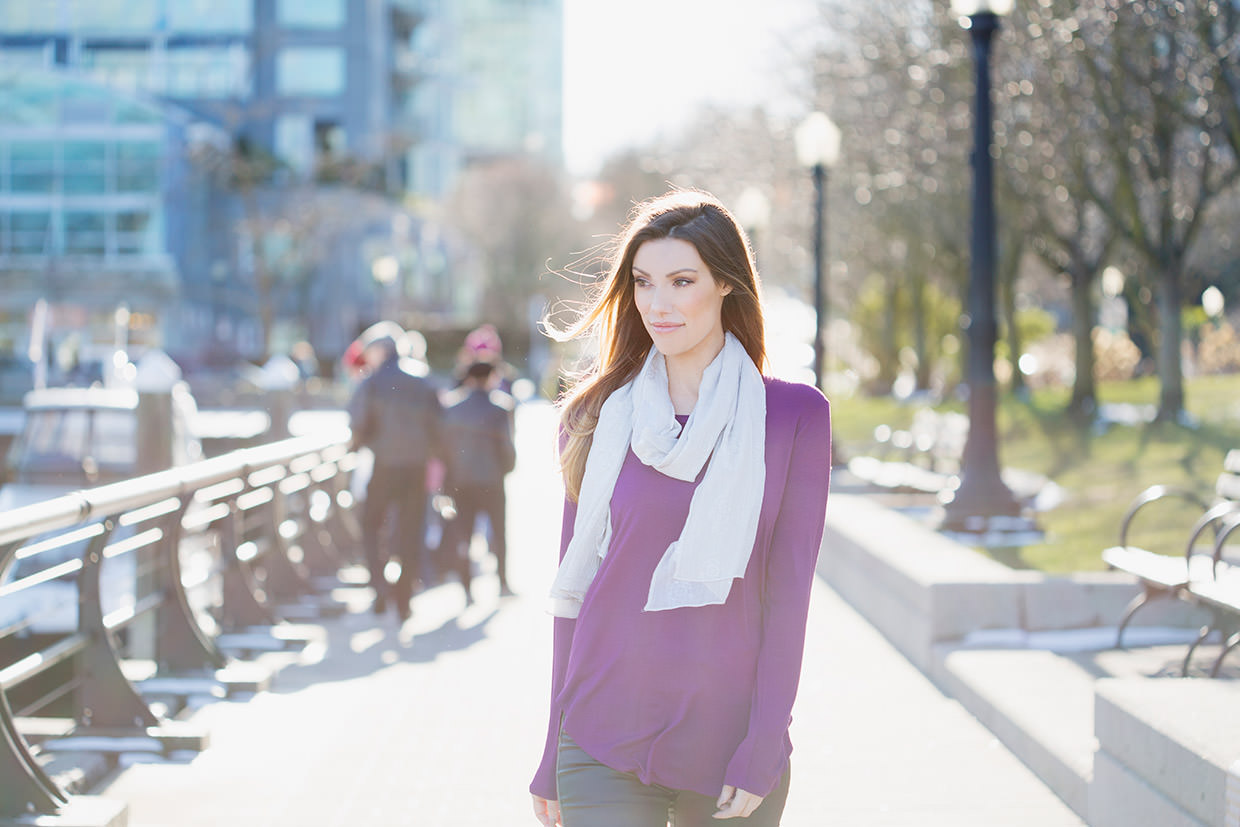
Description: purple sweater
xmin=531 ymin=377 xmax=831 ymax=801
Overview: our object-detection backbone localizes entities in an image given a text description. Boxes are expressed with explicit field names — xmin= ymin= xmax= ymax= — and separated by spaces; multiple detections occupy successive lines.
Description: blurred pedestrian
xmin=348 ymin=326 xmax=443 ymax=621
xmin=343 ymin=321 xmax=430 ymax=382
xmin=529 ymin=191 xmax=831 ymax=826
xmin=439 ymin=360 xmax=516 ymax=602
xmin=456 ymin=323 xmax=516 ymax=394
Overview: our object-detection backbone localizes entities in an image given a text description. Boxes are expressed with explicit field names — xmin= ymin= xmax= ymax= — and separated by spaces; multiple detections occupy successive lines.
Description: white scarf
xmin=550 ymin=333 xmax=766 ymax=618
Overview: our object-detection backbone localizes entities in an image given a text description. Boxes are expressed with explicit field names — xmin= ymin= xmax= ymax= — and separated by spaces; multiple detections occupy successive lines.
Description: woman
xmin=531 ymin=190 xmax=831 ymax=826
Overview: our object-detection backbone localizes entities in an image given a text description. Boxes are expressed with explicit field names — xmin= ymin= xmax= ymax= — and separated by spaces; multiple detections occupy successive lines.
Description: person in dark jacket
xmin=348 ymin=331 xmax=443 ymax=621
xmin=440 ymin=360 xmax=516 ymax=602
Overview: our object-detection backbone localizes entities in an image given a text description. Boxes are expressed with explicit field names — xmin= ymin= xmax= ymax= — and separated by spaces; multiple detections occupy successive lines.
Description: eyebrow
xmin=632 ymin=266 xmax=699 ymax=277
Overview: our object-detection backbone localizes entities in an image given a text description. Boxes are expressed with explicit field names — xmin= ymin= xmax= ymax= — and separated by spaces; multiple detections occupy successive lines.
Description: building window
xmin=166 ymin=0 xmax=253 ymax=32
xmin=7 ymin=211 xmax=51 ymax=255
xmin=61 ymin=0 xmax=159 ymax=30
xmin=10 ymin=142 xmax=55 ymax=193
xmin=80 ymin=47 xmax=151 ymax=93
xmin=0 ymin=6 xmax=46 ymax=32
xmin=277 ymin=0 xmax=345 ymax=29
xmin=276 ymin=47 xmax=345 ymax=97
xmin=0 ymin=43 xmax=52 ymax=68
xmin=65 ymin=211 xmax=106 ymax=255
xmin=113 ymin=98 xmax=162 ymax=125
xmin=115 ymin=141 xmax=161 ymax=192
xmin=116 ymin=209 xmax=159 ymax=255
xmin=5 ymin=84 xmax=59 ymax=125
xmin=164 ymin=45 xmax=251 ymax=98
xmin=315 ymin=120 xmax=346 ymax=156
xmin=60 ymin=83 xmax=113 ymax=124
xmin=63 ymin=140 xmax=109 ymax=194
xmin=275 ymin=115 xmax=313 ymax=174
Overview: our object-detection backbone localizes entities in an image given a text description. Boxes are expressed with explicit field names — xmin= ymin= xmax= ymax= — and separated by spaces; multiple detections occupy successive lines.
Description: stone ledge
xmin=1094 ymin=678 xmax=1240 ymax=826
xmin=1227 ymin=760 xmax=1240 ymax=826
xmin=821 ymin=493 xmax=1209 ymax=670
xmin=1089 ymin=750 xmax=1206 ymax=827
xmin=932 ymin=647 xmax=1095 ymax=819
xmin=821 ymin=494 xmax=1030 ymax=669
xmin=820 ymin=491 xmax=1236 ymax=825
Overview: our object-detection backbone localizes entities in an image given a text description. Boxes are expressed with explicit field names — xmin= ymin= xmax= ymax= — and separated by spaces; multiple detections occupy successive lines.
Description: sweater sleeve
xmin=723 ymin=394 xmax=831 ymax=797
xmin=530 ymin=496 xmax=579 ymax=800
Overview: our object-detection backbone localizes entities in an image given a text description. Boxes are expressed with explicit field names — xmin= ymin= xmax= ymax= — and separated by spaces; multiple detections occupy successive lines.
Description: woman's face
xmin=631 ymin=238 xmax=731 ymax=369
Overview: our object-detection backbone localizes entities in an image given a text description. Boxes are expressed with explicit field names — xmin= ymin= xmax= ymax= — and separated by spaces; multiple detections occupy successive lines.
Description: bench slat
xmin=1187 ymin=576 xmax=1240 ymax=613
xmin=1223 ymin=449 xmax=1240 ymax=475
xmin=1102 ymin=546 xmax=1190 ymax=589
xmin=1215 ymin=471 xmax=1240 ymax=502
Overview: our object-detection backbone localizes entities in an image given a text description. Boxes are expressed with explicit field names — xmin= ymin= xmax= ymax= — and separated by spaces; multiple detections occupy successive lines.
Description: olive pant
xmin=556 ymin=732 xmax=790 ymax=827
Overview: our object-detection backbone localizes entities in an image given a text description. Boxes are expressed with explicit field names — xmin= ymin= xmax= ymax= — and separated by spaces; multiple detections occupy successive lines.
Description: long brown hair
xmin=550 ymin=189 xmax=767 ymax=501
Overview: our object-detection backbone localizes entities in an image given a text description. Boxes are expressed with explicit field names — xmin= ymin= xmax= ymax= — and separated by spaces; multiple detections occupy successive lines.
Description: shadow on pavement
xmin=263 ymin=590 xmax=505 ymax=692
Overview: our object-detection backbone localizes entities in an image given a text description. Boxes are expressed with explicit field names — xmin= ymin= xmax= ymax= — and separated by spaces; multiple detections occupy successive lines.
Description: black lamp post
xmin=941 ymin=0 xmax=1021 ymax=530
xmin=796 ymin=112 xmax=842 ymax=392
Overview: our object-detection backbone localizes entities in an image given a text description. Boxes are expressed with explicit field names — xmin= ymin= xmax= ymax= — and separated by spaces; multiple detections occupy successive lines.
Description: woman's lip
xmin=649 ymin=322 xmax=682 ymax=332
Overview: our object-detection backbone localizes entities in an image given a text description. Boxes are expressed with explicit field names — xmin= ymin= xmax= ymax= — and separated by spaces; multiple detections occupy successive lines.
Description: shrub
xmin=1197 ymin=321 xmax=1240 ymax=374
xmin=1093 ymin=328 xmax=1141 ymax=381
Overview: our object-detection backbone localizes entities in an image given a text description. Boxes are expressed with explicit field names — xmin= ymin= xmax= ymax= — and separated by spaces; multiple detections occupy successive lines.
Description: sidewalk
xmin=96 ymin=401 xmax=1081 ymax=825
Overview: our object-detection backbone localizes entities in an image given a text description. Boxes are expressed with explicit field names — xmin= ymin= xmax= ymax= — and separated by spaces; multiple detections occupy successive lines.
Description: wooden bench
xmin=1102 ymin=449 xmax=1240 ymax=676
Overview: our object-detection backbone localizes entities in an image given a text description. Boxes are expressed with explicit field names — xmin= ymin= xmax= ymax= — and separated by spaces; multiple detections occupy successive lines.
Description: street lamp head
xmin=1202 ymin=285 xmax=1225 ymax=318
xmin=951 ymin=0 xmax=1015 ymax=16
xmin=735 ymin=186 xmax=772 ymax=233
xmin=371 ymin=254 xmax=399 ymax=285
xmin=1101 ymin=266 xmax=1125 ymax=299
xmin=795 ymin=111 xmax=842 ymax=170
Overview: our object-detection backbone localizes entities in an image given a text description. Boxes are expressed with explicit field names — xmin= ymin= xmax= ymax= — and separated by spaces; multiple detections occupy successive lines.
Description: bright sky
xmin=561 ymin=0 xmax=819 ymax=177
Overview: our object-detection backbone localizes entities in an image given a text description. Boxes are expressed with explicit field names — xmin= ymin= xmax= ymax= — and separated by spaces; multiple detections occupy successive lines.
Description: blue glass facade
xmin=0 ymin=0 xmax=421 ymax=367
xmin=0 ymin=0 xmax=563 ymax=372
xmin=0 ymin=69 xmax=245 ymax=370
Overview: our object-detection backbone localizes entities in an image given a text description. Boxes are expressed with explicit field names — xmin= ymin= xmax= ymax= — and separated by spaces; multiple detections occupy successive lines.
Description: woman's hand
xmin=713 ymin=785 xmax=764 ymax=819
xmin=532 ymin=794 xmax=562 ymax=826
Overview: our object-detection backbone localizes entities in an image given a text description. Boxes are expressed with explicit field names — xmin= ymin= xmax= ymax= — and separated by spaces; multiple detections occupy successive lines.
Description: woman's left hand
xmin=713 ymin=785 xmax=764 ymax=819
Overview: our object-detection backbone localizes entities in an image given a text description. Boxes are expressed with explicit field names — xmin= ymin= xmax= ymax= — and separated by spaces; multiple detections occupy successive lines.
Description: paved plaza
xmin=97 ymin=401 xmax=1082 ymax=826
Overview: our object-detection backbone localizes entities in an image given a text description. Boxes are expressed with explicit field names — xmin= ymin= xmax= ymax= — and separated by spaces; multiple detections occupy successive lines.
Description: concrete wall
xmin=819 ymin=492 xmax=1239 ymax=826
xmin=820 ymin=494 xmax=1208 ymax=672
xmin=1091 ymin=679 xmax=1240 ymax=827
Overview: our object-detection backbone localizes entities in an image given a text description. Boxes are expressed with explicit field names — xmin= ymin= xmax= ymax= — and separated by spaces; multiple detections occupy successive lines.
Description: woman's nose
xmin=648 ymin=285 xmax=672 ymax=312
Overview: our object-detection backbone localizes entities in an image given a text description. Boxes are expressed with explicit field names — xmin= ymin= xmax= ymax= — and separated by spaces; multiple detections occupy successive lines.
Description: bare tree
xmin=1075 ymin=0 xmax=1240 ymax=421
xmin=806 ymin=0 xmax=976 ymax=392
xmin=446 ymin=156 xmax=577 ymax=334
xmin=996 ymin=0 xmax=1118 ymax=418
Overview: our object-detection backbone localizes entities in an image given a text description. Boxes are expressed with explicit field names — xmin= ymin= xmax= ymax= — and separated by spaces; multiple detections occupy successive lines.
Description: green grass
xmin=830 ymin=374 xmax=1240 ymax=573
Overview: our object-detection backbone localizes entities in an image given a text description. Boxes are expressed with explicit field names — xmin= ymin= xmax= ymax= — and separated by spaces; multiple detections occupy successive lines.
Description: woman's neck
xmin=666 ymin=369 xmax=699 ymax=415
xmin=664 ymin=336 xmax=726 ymax=415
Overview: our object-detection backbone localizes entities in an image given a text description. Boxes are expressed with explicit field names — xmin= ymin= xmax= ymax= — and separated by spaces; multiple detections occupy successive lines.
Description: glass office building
xmin=0 ymin=69 xmax=233 ymax=370
xmin=0 ymin=0 xmax=424 ymax=191
xmin=0 ymin=0 xmax=427 ymax=366
xmin=0 ymin=0 xmax=563 ymax=369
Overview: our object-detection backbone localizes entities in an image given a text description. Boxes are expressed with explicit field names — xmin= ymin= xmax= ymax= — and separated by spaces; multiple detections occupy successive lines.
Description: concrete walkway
xmin=96 ymin=401 xmax=1081 ymax=825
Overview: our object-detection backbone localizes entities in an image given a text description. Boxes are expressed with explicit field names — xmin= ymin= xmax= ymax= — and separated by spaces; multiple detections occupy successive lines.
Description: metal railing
xmin=0 ymin=429 xmax=360 ymax=822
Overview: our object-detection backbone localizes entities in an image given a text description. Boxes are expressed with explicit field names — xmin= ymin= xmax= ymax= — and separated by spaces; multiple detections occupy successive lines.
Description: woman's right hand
xmin=532 ymin=794 xmax=562 ymax=826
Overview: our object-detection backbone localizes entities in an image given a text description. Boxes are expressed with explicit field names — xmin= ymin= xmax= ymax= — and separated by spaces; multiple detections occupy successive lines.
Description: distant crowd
xmin=344 ymin=321 xmax=518 ymax=621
